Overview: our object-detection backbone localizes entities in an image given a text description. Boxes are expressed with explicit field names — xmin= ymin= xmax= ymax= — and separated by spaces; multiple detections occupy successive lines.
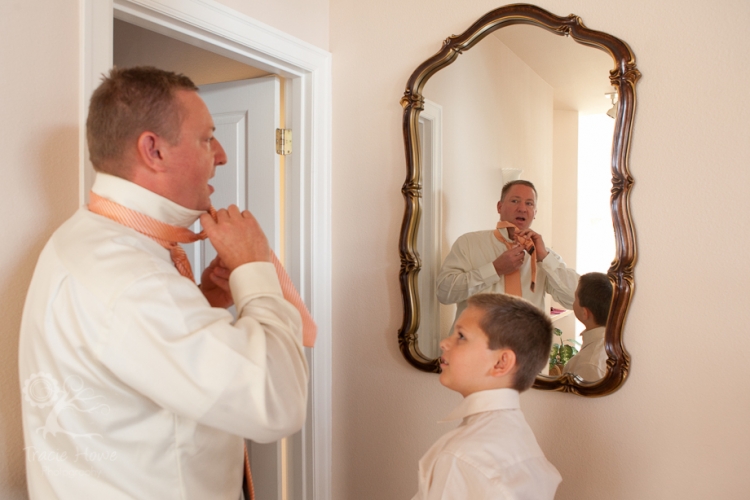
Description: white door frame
xmin=79 ymin=1 xmax=332 ymax=498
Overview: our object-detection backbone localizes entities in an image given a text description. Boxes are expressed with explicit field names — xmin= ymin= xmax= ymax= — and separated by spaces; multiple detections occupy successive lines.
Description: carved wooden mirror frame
xmin=398 ymin=4 xmax=640 ymax=396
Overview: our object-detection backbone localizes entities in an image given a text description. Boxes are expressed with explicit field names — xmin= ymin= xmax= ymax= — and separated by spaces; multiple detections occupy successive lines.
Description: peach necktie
xmin=493 ymin=221 xmax=537 ymax=296
xmin=87 ymin=192 xmax=317 ymax=348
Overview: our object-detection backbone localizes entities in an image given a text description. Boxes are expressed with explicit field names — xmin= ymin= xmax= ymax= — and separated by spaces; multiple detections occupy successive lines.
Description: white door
xmin=198 ymin=75 xmax=281 ymax=254
xmin=189 ymin=75 xmax=289 ymax=500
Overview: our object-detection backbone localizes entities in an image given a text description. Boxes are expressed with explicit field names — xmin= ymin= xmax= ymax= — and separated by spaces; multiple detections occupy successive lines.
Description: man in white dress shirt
xmin=413 ymin=293 xmax=561 ymax=499
xmin=437 ymin=180 xmax=578 ymax=321
xmin=564 ymin=272 xmax=613 ymax=381
xmin=18 ymin=67 xmax=308 ymax=499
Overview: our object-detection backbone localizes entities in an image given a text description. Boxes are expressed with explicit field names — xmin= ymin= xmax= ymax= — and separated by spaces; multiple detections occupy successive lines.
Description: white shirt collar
xmin=440 ymin=388 xmax=520 ymax=423
xmin=580 ymin=326 xmax=606 ymax=348
xmin=90 ymin=173 xmax=205 ymax=228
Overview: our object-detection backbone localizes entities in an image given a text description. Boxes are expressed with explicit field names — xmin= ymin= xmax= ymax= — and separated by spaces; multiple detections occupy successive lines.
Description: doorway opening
xmin=83 ymin=1 xmax=332 ymax=498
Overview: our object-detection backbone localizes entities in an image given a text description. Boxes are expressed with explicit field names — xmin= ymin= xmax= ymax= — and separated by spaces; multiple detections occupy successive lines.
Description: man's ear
xmin=490 ymin=349 xmax=517 ymax=378
xmin=135 ymin=131 xmax=167 ymax=173
xmin=496 ymin=200 xmax=503 ymax=215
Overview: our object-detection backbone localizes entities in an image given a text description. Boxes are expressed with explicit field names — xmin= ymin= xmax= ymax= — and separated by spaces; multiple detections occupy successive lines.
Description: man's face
xmin=497 ymin=184 xmax=537 ymax=230
xmin=438 ymin=306 xmax=499 ymax=397
xmin=161 ymin=90 xmax=227 ymax=211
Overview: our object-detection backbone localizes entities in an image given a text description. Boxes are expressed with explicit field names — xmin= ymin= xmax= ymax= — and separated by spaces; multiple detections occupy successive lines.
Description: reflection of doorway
xmin=417 ymin=99 xmax=444 ymax=359
xmin=91 ymin=2 xmax=333 ymax=498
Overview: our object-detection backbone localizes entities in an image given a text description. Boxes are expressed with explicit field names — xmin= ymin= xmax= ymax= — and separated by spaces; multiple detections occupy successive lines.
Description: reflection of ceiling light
xmin=605 ymin=92 xmax=618 ymax=119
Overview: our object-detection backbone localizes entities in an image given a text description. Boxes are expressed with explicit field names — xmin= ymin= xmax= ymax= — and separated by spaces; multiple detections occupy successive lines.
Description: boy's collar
xmin=440 ymin=388 xmax=520 ymax=423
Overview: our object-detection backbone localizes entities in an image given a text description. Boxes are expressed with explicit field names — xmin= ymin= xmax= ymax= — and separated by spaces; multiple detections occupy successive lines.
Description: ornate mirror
xmin=398 ymin=4 xmax=639 ymax=396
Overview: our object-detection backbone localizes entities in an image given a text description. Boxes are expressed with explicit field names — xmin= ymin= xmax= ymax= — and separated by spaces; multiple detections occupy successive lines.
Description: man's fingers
xmin=227 ymin=204 xmax=242 ymax=217
xmin=200 ymin=212 xmax=217 ymax=228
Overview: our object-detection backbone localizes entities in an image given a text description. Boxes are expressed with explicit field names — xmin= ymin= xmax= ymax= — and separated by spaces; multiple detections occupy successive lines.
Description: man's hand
xmin=493 ymin=244 xmax=526 ymax=276
xmin=200 ymin=205 xmax=271 ymax=272
xmin=515 ymin=228 xmax=549 ymax=261
xmin=200 ymin=256 xmax=233 ymax=308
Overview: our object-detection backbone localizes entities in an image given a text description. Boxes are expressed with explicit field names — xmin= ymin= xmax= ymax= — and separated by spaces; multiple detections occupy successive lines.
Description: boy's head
xmin=439 ymin=294 xmax=553 ymax=395
xmin=573 ymin=272 xmax=613 ymax=328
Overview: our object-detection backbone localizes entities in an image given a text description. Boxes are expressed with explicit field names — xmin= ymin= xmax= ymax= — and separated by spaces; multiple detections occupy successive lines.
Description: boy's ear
xmin=581 ymin=306 xmax=593 ymax=322
xmin=490 ymin=349 xmax=517 ymax=378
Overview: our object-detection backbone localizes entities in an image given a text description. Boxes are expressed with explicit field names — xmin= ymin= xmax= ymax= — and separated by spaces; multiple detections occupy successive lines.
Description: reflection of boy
xmin=412 ymin=294 xmax=561 ymax=499
xmin=563 ymin=272 xmax=613 ymax=381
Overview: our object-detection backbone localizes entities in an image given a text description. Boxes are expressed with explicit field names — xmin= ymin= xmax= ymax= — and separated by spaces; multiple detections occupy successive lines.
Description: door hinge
xmin=276 ymin=128 xmax=292 ymax=155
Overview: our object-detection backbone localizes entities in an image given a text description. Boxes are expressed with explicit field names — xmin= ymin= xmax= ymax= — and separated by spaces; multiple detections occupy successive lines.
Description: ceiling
xmin=493 ymin=25 xmax=615 ymax=114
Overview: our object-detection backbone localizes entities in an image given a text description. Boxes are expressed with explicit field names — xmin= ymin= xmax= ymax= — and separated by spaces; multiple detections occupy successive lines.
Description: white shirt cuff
xmin=229 ymin=262 xmax=282 ymax=309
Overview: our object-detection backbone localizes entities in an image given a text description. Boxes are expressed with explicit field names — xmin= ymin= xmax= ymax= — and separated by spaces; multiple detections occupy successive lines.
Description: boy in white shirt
xmin=563 ymin=272 xmax=613 ymax=381
xmin=413 ymin=293 xmax=561 ymax=500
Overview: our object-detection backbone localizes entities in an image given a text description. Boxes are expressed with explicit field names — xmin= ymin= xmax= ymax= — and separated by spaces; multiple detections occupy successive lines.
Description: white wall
xmin=2 ymin=0 xmax=750 ymax=499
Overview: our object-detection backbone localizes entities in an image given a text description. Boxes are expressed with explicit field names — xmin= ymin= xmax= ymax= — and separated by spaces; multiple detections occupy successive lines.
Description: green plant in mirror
xmin=549 ymin=328 xmax=579 ymax=376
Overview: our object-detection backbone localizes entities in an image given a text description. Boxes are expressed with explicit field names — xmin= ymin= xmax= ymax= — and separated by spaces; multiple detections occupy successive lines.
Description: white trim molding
xmin=80 ymin=1 xmax=332 ymax=498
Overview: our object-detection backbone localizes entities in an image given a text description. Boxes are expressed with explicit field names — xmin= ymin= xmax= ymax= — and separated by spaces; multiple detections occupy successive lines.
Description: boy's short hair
xmin=578 ymin=272 xmax=613 ymax=326
xmin=86 ymin=66 xmax=198 ymax=177
xmin=467 ymin=293 xmax=553 ymax=391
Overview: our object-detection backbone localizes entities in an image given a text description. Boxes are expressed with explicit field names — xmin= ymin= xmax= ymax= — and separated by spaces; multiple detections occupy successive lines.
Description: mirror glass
xmin=398 ymin=4 xmax=639 ymax=395
xmin=418 ymin=25 xmax=614 ymax=383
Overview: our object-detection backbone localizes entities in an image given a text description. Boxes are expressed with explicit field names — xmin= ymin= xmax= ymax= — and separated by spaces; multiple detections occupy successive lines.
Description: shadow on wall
xmin=0 ymin=126 xmax=79 ymax=499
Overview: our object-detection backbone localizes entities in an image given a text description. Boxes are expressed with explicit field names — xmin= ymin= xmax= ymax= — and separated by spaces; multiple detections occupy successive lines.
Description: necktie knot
xmin=87 ymin=192 xmax=317 ymax=347
xmin=494 ymin=221 xmax=537 ymax=294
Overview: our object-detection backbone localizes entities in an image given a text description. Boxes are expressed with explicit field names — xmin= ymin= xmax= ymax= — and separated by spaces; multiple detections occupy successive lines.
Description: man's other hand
xmin=493 ymin=244 xmax=525 ymax=276
xmin=200 ymin=256 xmax=233 ymax=308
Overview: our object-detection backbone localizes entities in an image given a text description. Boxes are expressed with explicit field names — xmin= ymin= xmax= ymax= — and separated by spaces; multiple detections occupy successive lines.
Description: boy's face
xmin=439 ymin=306 xmax=505 ymax=397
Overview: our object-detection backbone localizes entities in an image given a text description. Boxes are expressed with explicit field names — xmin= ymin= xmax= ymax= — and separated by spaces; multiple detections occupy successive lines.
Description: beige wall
xmin=2 ymin=0 xmax=750 ymax=499
xmin=330 ymin=0 xmax=750 ymax=499
xmin=0 ymin=1 xmax=80 ymax=498
xmin=218 ymin=0 xmax=329 ymax=49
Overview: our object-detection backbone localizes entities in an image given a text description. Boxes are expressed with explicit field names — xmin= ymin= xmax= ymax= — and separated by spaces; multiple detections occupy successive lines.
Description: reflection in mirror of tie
xmin=398 ymin=4 xmax=640 ymax=397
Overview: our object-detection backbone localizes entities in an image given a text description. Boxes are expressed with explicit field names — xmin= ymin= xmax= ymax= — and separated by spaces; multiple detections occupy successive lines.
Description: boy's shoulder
xmin=439 ymin=408 xmax=549 ymax=477
xmin=444 ymin=409 xmax=544 ymax=463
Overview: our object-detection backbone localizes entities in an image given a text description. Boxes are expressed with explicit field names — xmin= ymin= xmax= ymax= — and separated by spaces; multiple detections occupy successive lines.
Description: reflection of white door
xmin=189 ymin=75 xmax=289 ymax=500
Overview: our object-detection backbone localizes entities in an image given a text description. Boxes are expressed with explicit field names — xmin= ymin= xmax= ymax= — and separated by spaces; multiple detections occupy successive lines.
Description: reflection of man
xmin=564 ymin=272 xmax=613 ymax=381
xmin=19 ymin=67 xmax=308 ymax=499
xmin=437 ymin=180 xmax=578 ymax=321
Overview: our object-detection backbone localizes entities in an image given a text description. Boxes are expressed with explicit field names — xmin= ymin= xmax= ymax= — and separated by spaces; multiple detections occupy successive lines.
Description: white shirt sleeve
xmin=436 ymin=235 xmax=502 ymax=305
xmin=100 ymin=261 xmax=308 ymax=443
xmin=539 ymin=250 xmax=579 ymax=309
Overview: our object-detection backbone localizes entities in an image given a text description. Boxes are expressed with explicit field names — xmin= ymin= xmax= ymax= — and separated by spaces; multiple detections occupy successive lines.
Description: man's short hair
xmin=500 ymin=180 xmax=537 ymax=201
xmin=86 ymin=66 xmax=198 ymax=176
xmin=467 ymin=293 xmax=553 ymax=392
xmin=578 ymin=272 xmax=613 ymax=326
